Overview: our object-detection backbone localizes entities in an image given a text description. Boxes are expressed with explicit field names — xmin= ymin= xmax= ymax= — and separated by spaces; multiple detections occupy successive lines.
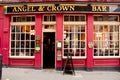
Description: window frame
xmin=42 ymin=14 xmax=56 ymax=32
xmin=10 ymin=15 xmax=35 ymax=58
xmin=93 ymin=15 xmax=120 ymax=58
xmin=63 ymin=14 xmax=86 ymax=59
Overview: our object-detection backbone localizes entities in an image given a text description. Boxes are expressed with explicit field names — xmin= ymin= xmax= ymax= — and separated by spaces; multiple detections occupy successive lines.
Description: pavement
xmin=1 ymin=67 xmax=120 ymax=80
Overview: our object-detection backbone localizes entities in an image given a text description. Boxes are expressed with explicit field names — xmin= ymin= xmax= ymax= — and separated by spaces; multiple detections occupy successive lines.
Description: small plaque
xmin=35 ymin=36 xmax=40 ymax=40
xmin=57 ymin=41 xmax=62 ymax=49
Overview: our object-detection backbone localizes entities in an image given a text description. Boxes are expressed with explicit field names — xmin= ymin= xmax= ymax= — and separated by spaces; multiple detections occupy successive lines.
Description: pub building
xmin=0 ymin=0 xmax=120 ymax=71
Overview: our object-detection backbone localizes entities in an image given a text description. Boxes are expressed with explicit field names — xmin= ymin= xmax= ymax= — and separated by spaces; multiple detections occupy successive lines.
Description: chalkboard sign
xmin=63 ymin=52 xmax=75 ymax=75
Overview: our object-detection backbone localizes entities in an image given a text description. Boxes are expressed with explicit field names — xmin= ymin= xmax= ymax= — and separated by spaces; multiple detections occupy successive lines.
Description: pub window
xmin=10 ymin=16 xmax=35 ymax=57
xmin=64 ymin=25 xmax=86 ymax=58
xmin=94 ymin=25 xmax=119 ymax=57
xmin=63 ymin=14 xmax=86 ymax=58
xmin=11 ymin=25 xmax=35 ymax=57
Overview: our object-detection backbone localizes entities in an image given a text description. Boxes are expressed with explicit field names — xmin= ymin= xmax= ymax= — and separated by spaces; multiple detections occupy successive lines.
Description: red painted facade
xmin=34 ymin=15 xmax=42 ymax=68
xmin=86 ymin=14 xmax=94 ymax=69
xmin=56 ymin=14 xmax=63 ymax=68
xmin=0 ymin=1 xmax=120 ymax=70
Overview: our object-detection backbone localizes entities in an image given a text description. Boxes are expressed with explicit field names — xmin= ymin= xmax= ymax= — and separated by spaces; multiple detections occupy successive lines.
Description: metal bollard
xmin=0 ymin=54 xmax=2 ymax=80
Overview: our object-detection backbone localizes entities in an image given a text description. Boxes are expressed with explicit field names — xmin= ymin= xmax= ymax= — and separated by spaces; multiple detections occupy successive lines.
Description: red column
xmin=86 ymin=14 xmax=94 ymax=71
xmin=0 ymin=6 xmax=3 ymax=57
xmin=56 ymin=13 xmax=63 ymax=70
xmin=34 ymin=15 xmax=42 ymax=68
xmin=2 ymin=15 xmax=10 ymax=66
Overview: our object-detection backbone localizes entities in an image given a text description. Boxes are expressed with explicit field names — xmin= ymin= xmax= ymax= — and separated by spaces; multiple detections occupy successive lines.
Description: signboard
xmin=35 ymin=36 xmax=40 ymax=53
xmin=56 ymin=41 xmax=62 ymax=49
xmin=4 ymin=3 xmax=120 ymax=14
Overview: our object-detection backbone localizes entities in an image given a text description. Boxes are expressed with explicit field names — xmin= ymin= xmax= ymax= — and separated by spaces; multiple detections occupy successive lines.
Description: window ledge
xmin=93 ymin=56 xmax=120 ymax=59
xmin=63 ymin=56 xmax=86 ymax=59
xmin=9 ymin=56 xmax=35 ymax=59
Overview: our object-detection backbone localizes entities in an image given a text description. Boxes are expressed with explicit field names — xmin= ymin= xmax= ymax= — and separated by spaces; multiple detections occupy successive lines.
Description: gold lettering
xmin=52 ymin=6 xmax=56 ymax=11
xmin=56 ymin=6 xmax=62 ymax=11
xmin=69 ymin=5 xmax=75 ymax=11
xmin=12 ymin=6 xmax=36 ymax=12
xmin=27 ymin=6 xmax=35 ymax=12
xmin=11 ymin=4 xmax=108 ymax=13
xmin=13 ymin=7 xmax=17 ymax=12
xmin=46 ymin=5 xmax=75 ymax=11
xmin=23 ymin=6 xmax=26 ymax=12
xmin=92 ymin=5 xmax=97 ymax=11
xmin=47 ymin=6 xmax=52 ymax=11
xmin=102 ymin=6 xmax=107 ymax=11
xmin=38 ymin=6 xmax=45 ymax=11
xmin=61 ymin=5 xmax=69 ymax=11
xmin=17 ymin=6 xmax=23 ymax=12
xmin=92 ymin=5 xmax=107 ymax=12
xmin=32 ymin=6 xmax=36 ymax=11
xmin=98 ymin=6 xmax=102 ymax=11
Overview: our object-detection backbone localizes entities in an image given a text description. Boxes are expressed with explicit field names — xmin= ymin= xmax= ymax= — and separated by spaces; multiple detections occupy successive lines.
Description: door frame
xmin=42 ymin=29 xmax=56 ymax=69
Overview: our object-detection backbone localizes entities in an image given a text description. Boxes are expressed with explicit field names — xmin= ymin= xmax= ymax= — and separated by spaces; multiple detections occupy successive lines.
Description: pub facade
xmin=0 ymin=0 xmax=120 ymax=70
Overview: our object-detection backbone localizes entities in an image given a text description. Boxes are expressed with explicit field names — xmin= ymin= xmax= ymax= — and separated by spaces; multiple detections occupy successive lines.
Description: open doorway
xmin=43 ymin=32 xmax=55 ymax=69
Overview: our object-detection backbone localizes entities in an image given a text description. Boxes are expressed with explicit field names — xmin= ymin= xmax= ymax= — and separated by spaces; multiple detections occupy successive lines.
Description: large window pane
xmin=11 ymin=25 xmax=35 ymax=57
xmin=64 ymin=25 xmax=86 ymax=58
xmin=94 ymin=25 xmax=119 ymax=57
xmin=63 ymin=14 xmax=86 ymax=58
xmin=10 ymin=16 xmax=35 ymax=57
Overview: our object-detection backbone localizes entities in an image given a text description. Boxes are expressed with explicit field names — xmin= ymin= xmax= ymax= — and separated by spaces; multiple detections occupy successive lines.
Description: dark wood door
xmin=43 ymin=32 xmax=55 ymax=69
